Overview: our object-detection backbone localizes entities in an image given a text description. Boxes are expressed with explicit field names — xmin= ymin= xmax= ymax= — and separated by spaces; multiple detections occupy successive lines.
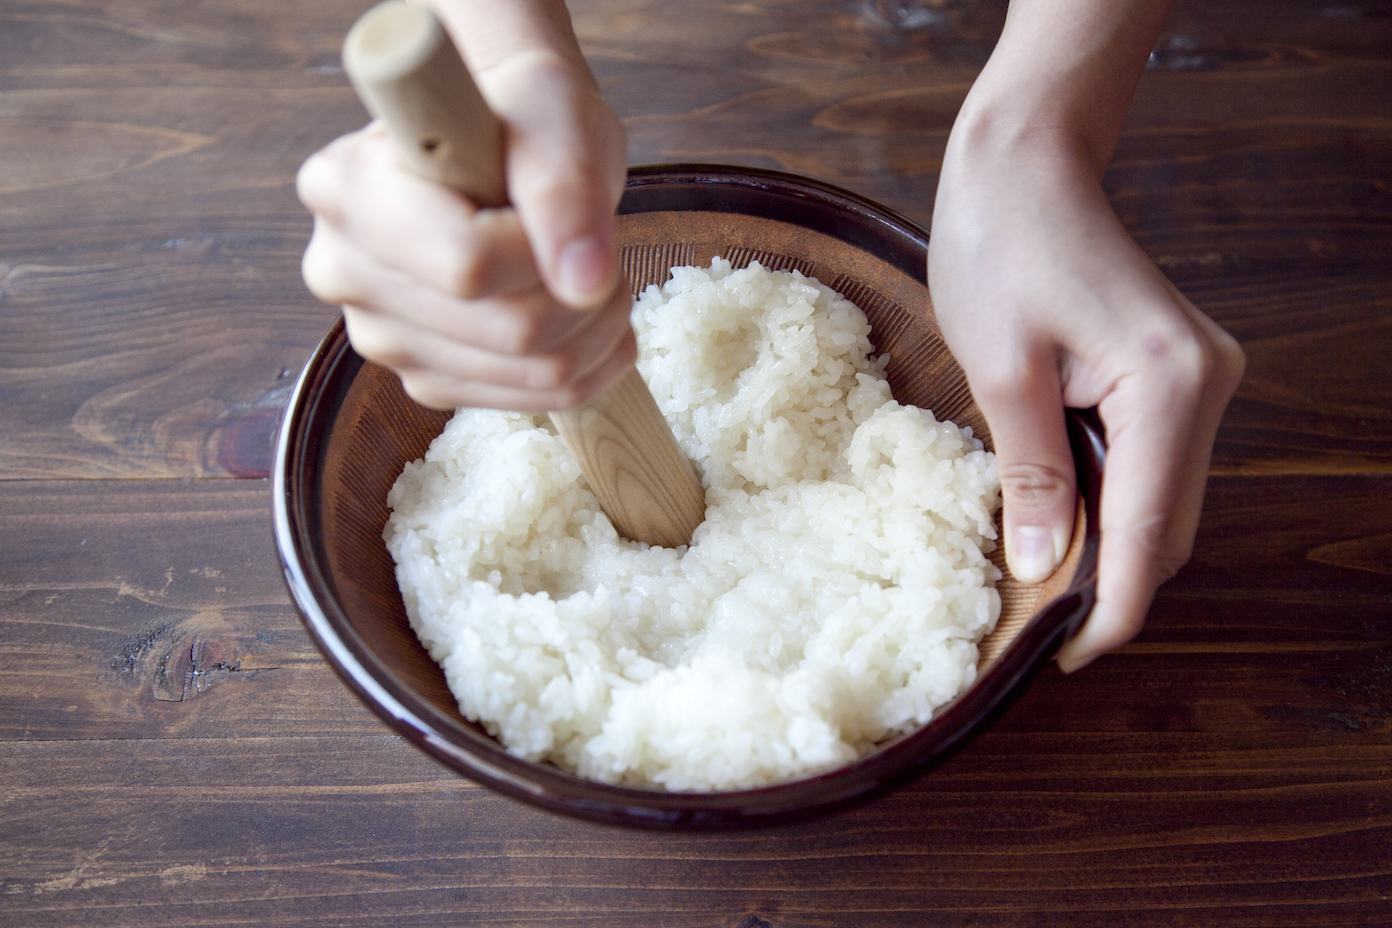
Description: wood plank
xmin=2 ymin=475 xmax=1390 ymax=924
xmin=0 ymin=0 xmax=1390 ymax=481
xmin=3 ymin=0 xmax=1392 ymax=922
xmin=0 ymin=480 xmax=376 ymax=742
xmin=1 ymin=737 xmax=1389 ymax=927
xmin=0 ymin=0 xmax=360 ymax=480
xmin=3 ymin=475 xmax=1389 ymax=743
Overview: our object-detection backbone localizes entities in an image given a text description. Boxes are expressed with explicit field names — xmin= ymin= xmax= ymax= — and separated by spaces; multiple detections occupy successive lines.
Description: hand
xmin=929 ymin=134 xmax=1245 ymax=673
xmin=296 ymin=2 xmax=634 ymax=412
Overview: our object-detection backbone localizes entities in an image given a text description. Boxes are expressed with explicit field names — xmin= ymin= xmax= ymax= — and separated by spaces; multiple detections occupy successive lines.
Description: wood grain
xmin=549 ymin=366 xmax=708 ymax=548
xmin=2 ymin=477 xmax=1389 ymax=924
xmin=3 ymin=0 xmax=1392 ymax=923
xmin=0 ymin=0 xmax=357 ymax=481
xmin=342 ymin=0 xmax=507 ymax=205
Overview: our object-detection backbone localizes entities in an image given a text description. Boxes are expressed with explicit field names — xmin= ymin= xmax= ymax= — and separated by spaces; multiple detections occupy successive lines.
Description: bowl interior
xmin=280 ymin=167 xmax=1098 ymax=828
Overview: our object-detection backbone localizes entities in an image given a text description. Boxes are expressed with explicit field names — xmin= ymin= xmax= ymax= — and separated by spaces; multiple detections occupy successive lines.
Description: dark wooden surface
xmin=2 ymin=0 xmax=1390 ymax=924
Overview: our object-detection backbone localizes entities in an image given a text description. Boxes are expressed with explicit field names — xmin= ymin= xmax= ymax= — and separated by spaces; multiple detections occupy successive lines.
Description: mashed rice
xmin=384 ymin=259 xmax=1001 ymax=792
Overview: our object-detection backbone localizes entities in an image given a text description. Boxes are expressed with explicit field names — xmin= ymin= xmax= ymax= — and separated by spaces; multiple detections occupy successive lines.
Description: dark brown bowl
xmin=273 ymin=164 xmax=1104 ymax=830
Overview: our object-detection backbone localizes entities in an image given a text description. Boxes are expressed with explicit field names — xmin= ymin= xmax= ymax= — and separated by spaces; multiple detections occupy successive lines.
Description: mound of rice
xmin=384 ymin=259 xmax=1001 ymax=792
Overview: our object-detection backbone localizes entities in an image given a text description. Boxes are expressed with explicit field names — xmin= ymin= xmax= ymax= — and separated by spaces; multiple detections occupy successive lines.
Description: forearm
xmin=951 ymin=0 xmax=1173 ymax=176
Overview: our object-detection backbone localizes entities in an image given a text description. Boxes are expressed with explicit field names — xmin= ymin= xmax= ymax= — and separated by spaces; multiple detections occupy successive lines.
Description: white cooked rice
xmin=384 ymin=258 xmax=1001 ymax=792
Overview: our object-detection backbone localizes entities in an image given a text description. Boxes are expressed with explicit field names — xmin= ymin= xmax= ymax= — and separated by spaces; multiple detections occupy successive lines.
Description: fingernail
xmin=556 ymin=237 xmax=611 ymax=308
xmin=1010 ymin=525 xmax=1062 ymax=583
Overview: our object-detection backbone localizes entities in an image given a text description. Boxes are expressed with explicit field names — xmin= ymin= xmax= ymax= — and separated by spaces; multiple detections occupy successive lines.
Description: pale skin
xmin=298 ymin=0 xmax=1245 ymax=673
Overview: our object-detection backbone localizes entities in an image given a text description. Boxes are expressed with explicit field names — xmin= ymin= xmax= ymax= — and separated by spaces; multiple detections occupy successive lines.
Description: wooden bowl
xmin=273 ymin=164 xmax=1103 ymax=830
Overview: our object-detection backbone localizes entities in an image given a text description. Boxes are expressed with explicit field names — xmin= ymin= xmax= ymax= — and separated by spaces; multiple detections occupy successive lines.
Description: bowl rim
xmin=273 ymin=163 xmax=1104 ymax=830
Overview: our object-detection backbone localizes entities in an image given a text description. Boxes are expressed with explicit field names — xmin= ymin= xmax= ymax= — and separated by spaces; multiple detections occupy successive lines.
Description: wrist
xmin=947 ymin=0 xmax=1171 ymax=177
xmin=944 ymin=87 xmax=1103 ymax=185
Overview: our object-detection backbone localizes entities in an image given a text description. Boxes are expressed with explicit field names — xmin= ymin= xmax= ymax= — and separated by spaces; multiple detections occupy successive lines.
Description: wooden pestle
xmin=342 ymin=1 xmax=706 ymax=548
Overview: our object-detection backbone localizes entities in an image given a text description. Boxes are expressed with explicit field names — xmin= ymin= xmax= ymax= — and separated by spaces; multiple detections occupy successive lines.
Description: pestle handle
xmin=546 ymin=368 xmax=705 ymax=549
xmin=343 ymin=0 xmax=505 ymax=207
xmin=342 ymin=1 xmax=706 ymax=548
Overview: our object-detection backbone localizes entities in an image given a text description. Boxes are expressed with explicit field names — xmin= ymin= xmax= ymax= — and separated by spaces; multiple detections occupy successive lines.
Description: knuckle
xmin=1118 ymin=511 xmax=1191 ymax=583
xmin=544 ymin=381 xmax=591 ymax=412
xmin=342 ymin=313 xmax=408 ymax=370
xmin=439 ymin=239 xmax=490 ymax=300
xmin=512 ymin=166 xmax=597 ymax=233
xmin=1176 ymin=337 xmax=1216 ymax=387
xmin=517 ymin=169 xmax=573 ymax=211
xmin=439 ymin=209 xmax=540 ymax=305
xmin=457 ymin=308 xmax=545 ymax=357
xmin=1154 ymin=547 xmax=1193 ymax=583
xmin=971 ymin=370 xmax=1016 ymax=408
xmin=1091 ymin=610 xmax=1147 ymax=654
xmin=525 ymin=353 xmax=582 ymax=393
xmin=998 ymin=461 xmax=1075 ymax=507
xmin=1129 ymin=510 xmax=1172 ymax=554
xmin=1137 ymin=325 xmax=1215 ymax=402
xmin=295 ymin=152 xmax=343 ymax=224
xmin=502 ymin=319 xmax=551 ymax=356
xmin=1130 ymin=314 xmax=1249 ymax=410
xmin=360 ymin=346 xmax=412 ymax=372
xmin=300 ymin=235 xmax=353 ymax=306
xmin=1212 ymin=329 xmax=1247 ymax=393
xmin=491 ymin=297 xmax=572 ymax=356
xmin=1143 ymin=324 xmax=1206 ymax=375
xmin=969 ymin=350 xmax=1050 ymax=408
xmin=1147 ymin=321 xmax=1248 ymax=404
xmin=398 ymin=373 xmax=455 ymax=411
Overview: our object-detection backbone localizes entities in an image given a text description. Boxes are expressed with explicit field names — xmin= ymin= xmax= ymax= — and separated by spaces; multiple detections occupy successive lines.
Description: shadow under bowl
xmin=273 ymin=164 xmax=1104 ymax=830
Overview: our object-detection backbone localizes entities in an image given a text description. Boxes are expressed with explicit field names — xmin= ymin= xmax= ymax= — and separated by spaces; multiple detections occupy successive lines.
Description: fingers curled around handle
xmin=1055 ymin=306 xmax=1246 ymax=674
xmin=297 ymin=123 xmax=544 ymax=302
xmin=342 ymin=290 xmax=638 ymax=413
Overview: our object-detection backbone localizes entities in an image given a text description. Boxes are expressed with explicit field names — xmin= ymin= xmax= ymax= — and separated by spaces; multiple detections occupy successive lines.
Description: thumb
xmin=513 ymin=145 xmax=622 ymax=309
xmin=974 ymin=356 xmax=1079 ymax=584
xmin=494 ymin=61 xmax=627 ymax=310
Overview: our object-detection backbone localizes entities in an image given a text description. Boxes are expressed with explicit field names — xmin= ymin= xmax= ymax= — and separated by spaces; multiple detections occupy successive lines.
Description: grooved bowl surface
xmin=273 ymin=164 xmax=1103 ymax=830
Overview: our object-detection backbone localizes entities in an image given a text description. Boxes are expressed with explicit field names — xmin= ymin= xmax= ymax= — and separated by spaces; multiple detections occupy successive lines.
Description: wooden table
xmin=3 ymin=1 xmax=1390 ymax=924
